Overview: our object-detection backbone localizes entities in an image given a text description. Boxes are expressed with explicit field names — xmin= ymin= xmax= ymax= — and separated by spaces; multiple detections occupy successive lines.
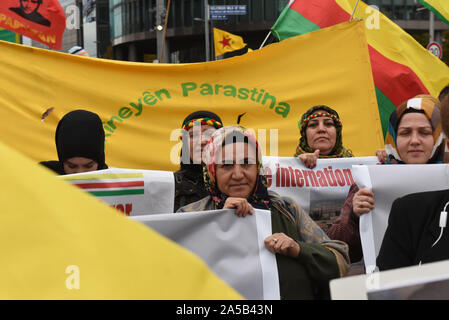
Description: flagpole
xmin=259 ymin=30 xmax=272 ymax=49
xmin=160 ymin=0 xmax=172 ymax=63
xmin=350 ymin=0 xmax=361 ymax=21
xmin=204 ymin=0 xmax=210 ymax=61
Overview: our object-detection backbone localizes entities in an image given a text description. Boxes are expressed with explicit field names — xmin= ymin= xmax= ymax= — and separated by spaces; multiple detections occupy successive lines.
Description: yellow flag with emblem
xmin=0 ymin=21 xmax=383 ymax=172
xmin=213 ymin=27 xmax=247 ymax=57
xmin=0 ymin=139 xmax=241 ymax=299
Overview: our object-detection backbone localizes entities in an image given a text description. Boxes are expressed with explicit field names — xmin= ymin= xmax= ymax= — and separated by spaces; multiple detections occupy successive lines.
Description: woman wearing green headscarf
xmin=294 ymin=105 xmax=353 ymax=168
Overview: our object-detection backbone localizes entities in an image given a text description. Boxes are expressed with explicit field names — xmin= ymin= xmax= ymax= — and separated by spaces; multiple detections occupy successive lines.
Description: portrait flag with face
xmin=0 ymin=0 xmax=66 ymax=49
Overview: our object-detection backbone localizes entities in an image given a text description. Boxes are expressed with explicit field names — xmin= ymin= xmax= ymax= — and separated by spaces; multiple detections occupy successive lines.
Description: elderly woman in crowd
xmin=40 ymin=109 xmax=108 ymax=175
xmin=178 ymin=126 xmax=349 ymax=300
xmin=376 ymin=94 xmax=449 ymax=270
xmin=294 ymin=105 xmax=353 ymax=168
xmin=328 ymin=95 xmax=445 ymax=264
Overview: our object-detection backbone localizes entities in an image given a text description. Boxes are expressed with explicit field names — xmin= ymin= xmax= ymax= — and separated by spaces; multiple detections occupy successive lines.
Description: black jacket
xmin=174 ymin=164 xmax=209 ymax=212
xmin=377 ymin=189 xmax=449 ymax=271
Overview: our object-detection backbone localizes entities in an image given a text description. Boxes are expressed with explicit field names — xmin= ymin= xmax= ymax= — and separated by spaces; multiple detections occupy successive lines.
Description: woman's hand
xmin=264 ymin=233 xmax=300 ymax=258
xmin=352 ymin=188 xmax=375 ymax=217
xmin=223 ymin=197 xmax=254 ymax=217
xmin=376 ymin=149 xmax=388 ymax=163
xmin=297 ymin=149 xmax=320 ymax=169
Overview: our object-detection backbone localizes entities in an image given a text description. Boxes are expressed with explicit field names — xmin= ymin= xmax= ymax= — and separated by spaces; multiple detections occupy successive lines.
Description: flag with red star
xmin=213 ymin=27 xmax=247 ymax=57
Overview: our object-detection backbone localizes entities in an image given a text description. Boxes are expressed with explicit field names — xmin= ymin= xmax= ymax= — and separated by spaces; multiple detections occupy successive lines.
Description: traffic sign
xmin=209 ymin=5 xmax=247 ymax=15
xmin=210 ymin=14 xmax=228 ymax=21
xmin=427 ymin=42 xmax=442 ymax=59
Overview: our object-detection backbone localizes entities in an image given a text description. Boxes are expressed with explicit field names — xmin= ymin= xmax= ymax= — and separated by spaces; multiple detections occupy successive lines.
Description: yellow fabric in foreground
xmin=213 ymin=27 xmax=247 ymax=56
xmin=0 ymin=21 xmax=382 ymax=171
xmin=336 ymin=0 xmax=449 ymax=97
xmin=421 ymin=0 xmax=449 ymax=24
xmin=0 ymin=141 xmax=242 ymax=299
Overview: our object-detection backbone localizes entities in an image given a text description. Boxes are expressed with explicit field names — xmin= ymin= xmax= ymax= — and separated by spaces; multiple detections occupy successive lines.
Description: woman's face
xmin=63 ymin=157 xmax=99 ymax=174
xmin=305 ymin=111 xmax=337 ymax=155
xmin=396 ymin=112 xmax=434 ymax=164
xmin=188 ymin=124 xmax=216 ymax=164
xmin=215 ymin=142 xmax=258 ymax=199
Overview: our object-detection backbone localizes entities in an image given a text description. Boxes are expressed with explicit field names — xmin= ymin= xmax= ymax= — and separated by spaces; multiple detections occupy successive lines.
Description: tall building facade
xmin=23 ymin=0 xmax=110 ymax=58
xmin=110 ymin=0 xmax=289 ymax=62
xmin=110 ymin=0 xmax=448 ymax=63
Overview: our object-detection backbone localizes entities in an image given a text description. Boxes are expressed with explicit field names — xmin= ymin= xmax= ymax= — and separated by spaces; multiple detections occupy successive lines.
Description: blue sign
xmin=210 ymin=14 xmax=228 ymax=20
xmin=209 ymin=5 xmax=247 ymax=15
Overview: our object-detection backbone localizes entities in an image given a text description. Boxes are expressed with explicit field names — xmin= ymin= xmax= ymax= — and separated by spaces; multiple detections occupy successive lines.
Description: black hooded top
xmin=40 ymin=110 xmax=108 ymax=174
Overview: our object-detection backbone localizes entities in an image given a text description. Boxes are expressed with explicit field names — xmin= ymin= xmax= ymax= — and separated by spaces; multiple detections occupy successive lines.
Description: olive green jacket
xmin=177 ymin=191 xmax=349 ymax=299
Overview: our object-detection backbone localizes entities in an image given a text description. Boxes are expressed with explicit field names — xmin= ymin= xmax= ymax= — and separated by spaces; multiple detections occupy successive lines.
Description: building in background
xmin=22 ymin=0 xmax=110 ymax=58
xmin=109 ymin=0 xmax=449 ymax=64
xmin=8 ymin=0 xmax=449 ymax=62
xmin=110 ymin=0 xmax=290 ymax=63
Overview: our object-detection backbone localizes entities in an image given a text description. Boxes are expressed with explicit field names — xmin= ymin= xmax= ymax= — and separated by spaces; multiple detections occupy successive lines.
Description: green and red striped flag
xmin=62 ymin=172 xmax=145 ymax=197
xmin=419 ymin=0 xmax=449 ymax=25
xmin=272 ymin=0 xmax=449 ymax=136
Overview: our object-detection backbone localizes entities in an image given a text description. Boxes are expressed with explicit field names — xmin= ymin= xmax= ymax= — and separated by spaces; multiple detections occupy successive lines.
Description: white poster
xmin=330 ymin=260 xmax=449 ymax=300
xmin=59 ymin=157 xmax=379 ymax=224
xmin=263 ymin=156 xmax=379 ymax=230
xmin=132 ymin=209 xmax=280 ymax=300
xmin=60 ymin=167 xmax=175 ymax=215
xmin=352 ymin=164 xmax=449 ymax=273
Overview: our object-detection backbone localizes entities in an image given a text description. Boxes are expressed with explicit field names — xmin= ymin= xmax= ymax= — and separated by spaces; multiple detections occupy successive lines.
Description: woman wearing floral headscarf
xmin=328 ymin=95 xmax=445 ymax=264
xmin=294 ymin=105 xmax=353 ymax=168
xmin=177 ymin=126 xmax=349 ymax=300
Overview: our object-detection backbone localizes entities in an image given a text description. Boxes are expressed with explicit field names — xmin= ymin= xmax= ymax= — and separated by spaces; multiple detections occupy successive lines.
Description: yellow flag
xmin=419 ymin=0 xmax=449 ymax=25
xmin=213 ymin=27 xmax=247 ymax=57
xmin=0 ymin=21 xmax=383 ymax=172
xmin=0 ymin=140 xmax=241 ymax=299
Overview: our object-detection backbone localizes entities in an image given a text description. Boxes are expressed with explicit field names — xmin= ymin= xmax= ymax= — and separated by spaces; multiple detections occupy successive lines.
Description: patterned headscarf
xmin=181 ymin=110 xmax=223 ymax=131
xmin=294 ymin=105 xmax=353 ymax=158
xmin=203 ymin=126 xmax=271 ymax=210
xmin=384 ymin=95 xmax=444 ymax=164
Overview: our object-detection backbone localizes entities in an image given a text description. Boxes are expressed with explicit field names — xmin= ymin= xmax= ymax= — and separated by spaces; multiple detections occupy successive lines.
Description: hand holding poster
xmin=132 ymin=209 xmax=280 ymax=300
xmin=353 ymin=164 xmax=449 ymax=272
xmin=59 ymin=157 xmax=379 ymax=223
xmin=264 ymin=156 xmax=379 ymax=231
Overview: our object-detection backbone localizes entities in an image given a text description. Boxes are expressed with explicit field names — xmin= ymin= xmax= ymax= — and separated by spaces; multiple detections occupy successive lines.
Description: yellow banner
xmin=0 ymin=139 xmax=241 ymax=299
xmin=0 ymin=21 xmax=383 ymax=172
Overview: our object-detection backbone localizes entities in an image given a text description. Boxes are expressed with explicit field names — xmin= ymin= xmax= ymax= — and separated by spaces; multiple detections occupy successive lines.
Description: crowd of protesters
xmin=38 ymin=84 xmax=449 ymax=299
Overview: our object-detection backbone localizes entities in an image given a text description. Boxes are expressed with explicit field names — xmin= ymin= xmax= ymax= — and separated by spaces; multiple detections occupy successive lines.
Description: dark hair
xmin=439 ymin=85 xmax=449 ymax=102
xmin=441 ymin=94 xmax=449 ymax=137
xmin=181 ymin=110 xmax=222 ymax=128
xmin=21 ymin=0 xmax=42 ymax=6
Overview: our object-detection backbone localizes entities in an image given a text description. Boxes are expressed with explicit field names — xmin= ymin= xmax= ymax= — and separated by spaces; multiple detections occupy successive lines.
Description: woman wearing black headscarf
xmin=40 ymin=109 xmax=108 ymax=175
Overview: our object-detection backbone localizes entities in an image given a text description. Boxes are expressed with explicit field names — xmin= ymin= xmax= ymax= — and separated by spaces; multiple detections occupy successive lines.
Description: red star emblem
xmin=219 ymin=36 xmax=231 ymax=48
